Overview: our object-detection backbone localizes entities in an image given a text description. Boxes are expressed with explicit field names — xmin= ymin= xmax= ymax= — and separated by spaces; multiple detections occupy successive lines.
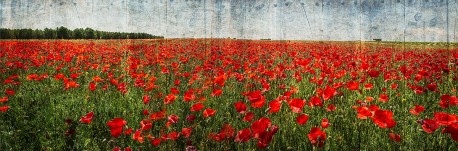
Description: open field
xmin=0 ymin=39 xmax=457 ymax=150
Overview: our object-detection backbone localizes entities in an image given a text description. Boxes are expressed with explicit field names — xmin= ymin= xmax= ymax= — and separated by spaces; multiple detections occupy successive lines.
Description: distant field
xmin=0 ymin=39 xmax=457 ymax=150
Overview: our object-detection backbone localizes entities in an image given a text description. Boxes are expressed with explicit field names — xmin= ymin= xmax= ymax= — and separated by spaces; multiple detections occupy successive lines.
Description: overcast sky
xmin=1 ymin=0 xmax=457 ymax=42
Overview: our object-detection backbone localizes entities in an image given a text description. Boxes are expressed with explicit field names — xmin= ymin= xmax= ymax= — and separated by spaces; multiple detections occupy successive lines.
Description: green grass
xmin=0 ymin=39 xmax=457 ymax=150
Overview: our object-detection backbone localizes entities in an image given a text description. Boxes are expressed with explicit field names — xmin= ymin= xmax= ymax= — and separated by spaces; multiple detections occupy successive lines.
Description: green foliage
xmin=0 ymin=40 xmax=456 ymax=150
xmin=0 ymin=27 xmax=163 ymax=39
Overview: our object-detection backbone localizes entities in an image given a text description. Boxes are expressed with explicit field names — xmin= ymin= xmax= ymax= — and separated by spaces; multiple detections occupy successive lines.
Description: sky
xmin=1 ymin=0 xmax=457 ymax=42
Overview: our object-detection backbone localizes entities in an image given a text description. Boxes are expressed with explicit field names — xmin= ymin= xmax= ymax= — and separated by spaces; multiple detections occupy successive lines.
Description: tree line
xmin=0 ymin=26 xmax=163 ymax=39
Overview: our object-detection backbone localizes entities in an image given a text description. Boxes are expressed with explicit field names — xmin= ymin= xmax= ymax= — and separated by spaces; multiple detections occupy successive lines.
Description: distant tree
xmin=57 ymin=26 xmax=70 ymax=39
xmin=0 ymin=29 xmax=10 ymax=39
xmin=0 ymin=27 xmax=163 ymax=39
xmin=85 ymin=28 xmax=96 ymax=39
xmin=34 ymin=29 xmax=45 ymax=39
xmin=18 ymin=29 xmax=33 ymax=39
xmin=73 ymin=28 xmax=85 ymax=39
xmin=44 ymin=28 xmax=55 ymax=39
xmin=97 ymin=31 xmax=104 ymax=39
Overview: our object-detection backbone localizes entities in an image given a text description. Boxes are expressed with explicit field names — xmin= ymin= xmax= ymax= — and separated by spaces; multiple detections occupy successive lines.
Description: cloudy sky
xmin=1 ymin=0 xmax=457 ymax=42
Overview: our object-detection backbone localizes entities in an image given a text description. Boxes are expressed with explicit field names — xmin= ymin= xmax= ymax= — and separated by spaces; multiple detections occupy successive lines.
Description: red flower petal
xmin=296 ymin=114 xmax=309 ymax=125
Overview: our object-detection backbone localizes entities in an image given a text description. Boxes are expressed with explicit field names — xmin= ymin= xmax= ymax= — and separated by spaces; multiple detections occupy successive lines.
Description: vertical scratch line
xmin=243 ymin=0 xmax=246 ymax=39
xmin=72 ymin=1 xmax=82 ymax=28
xmin=359 ymin=0 xmax=362 ymax=50
xmin=204 ymin=0 xmax=206 ymax=38
xmin=446 ymin=0 xmax=449 ymax=44
xmin=164 ymin=0 xmax=165 ymax=39
xmin=403 ymin=0 xmax=406 ymax=51
xmin=455 ymin=0 xmax=458 ymax=42
xmin=422 ymin=0 xmax=425 ymax=43
xmin=455 ymin=19 xmax=457 ymax=42
xmin=296 ymin=0 xmax=311 ymax=35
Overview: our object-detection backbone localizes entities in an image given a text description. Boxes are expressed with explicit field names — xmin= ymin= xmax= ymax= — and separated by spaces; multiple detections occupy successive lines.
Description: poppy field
xmin=0 ymin=39 xmax=457 ymax=150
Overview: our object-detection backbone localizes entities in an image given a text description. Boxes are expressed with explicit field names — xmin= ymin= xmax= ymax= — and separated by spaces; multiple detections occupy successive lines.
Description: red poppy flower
xmin=234 ymin=128 xmax=251 ymax=142
xmin=167 ymin=114 xmax=179 ymax=124
xmin=26 ymin=74 xmax=38 ymax=80
xmin=0 ymin=105 xmax=10 ymax=112
xmin=360 ymin=62 xmax=369 ymax=70
xmin=409 ymin=105 xmax=425 ymax=116
xmin=251 ymin=117 xmax=272 ymax=139
xmin=371 ymin=109 xmax=396 ymax=128
xmin=203 ymin=108 xmax=216 ymax=118
xmin=427 ymin=83 xmax=437 ymax=91
xmin=140 ymin=119 xmax=152 ymax=130
xmin=442 ymin=122 xmax=458 ymax=142
xmin=308 ymin=127 xmax=326 ymax=148
xmin=356 ymin=106 xmax=372 ymax=119
xmin=419 ymin=119 xmax=440 ymax=133
xmin=186 ymin=114 xmax=196 ymax=123
xmin=174 ymin=79 xmax=180 ymax=86
xmin=124 ymin=128 xmax=133 ymax=135
xmin=414 ymin=73 xmax=423 ymax=82
xmin=246 ymin=90 xmax=266 ymax=108
xmin=257 ymin=125 xmax=279 ymax=149
xmin=389 ymin=133 xmax=401 ymax=142
xmin=151 ymin=138 xmax=161 ymax=146
xmin=220 ymin=124 xmax=235 ymax=139
xmin=214 ymin=74 xmax=226 ymax=87
xmin=70 ymin=73 xmax=79 ymax=79
xmin=211 ymin=88 xmax=223 ymax=97
xmin=132 ymin=129 xmax=144 ymax=143
xmin=165 ymin=131 xmax=180 ymax=140
xmin=142 ymin=109 xmax=149 ymax=116
xmin=80 ymin=111 xmax=94 ymax=124
xmin=190 ymin=103 xmax=204 ymax=112
xmin=170 ymin=88 xmax=180 ymax=94
xmin=183 ymin=89 xmax=196 ymax=102
xmin=390 ymin=83 xmax=398 ymax=90
xmin=378 ymin=93 xmax=389 ymax=103
xmin=262 ymin=82 xmax=270 ymax=92
xmin=233 ymin=101 xmax=247 ymax=114
xmin=107 ymin=118 xmax=127 ymax=138
xmin=322 ymin=85 xmax=337 ymax=101
xmin=296 ymin=114 xmax=309 ymax=125
xmin=364 ymin=83 xmax=374 ymax=90
xmin=369 ymin=104 xmax=380 ymax=111
xmin=115 ymin=82 xmax=127 ymax=94
xmin=439 ymin=95 xmax=458 ymax=108
xmin=308 ymin=96 xmax=323 ymax=108
xmin=181 ymin=127 xmax=192 ymax=138
xmin=5 ymin=89 xmax=15 ymax=96
xmin=150 ymin=109 xmax=166 ymax=121
xmin=268 ymin=98 xmax=282 ymax=113
xmin=366 ymin=96 xmax=374 ymax=102
xmin=451 ymin=96 xmax=458 ymax=106
xmin=326 ymin=104 xmax=336 ymax=112
xmin=0 ymin=96 xmax=8 ymax=103
xmin=368 ymin=70 xmax=380 ymax=77
xmin=92 ymin=76 xmax=102 ymax=82
xmin=161 ymin=67 xmax=169 ymax=74
xmin=88 ymin=82 xmax=96 ymax=91
xmin=434 ymin=112 xmax=457 ymax=126
xmin=164 ymin=94 xmax=177 ymax=105
xmin=321 ymin=118 xmax=330 ymax=128
xmin=142 ymin=95 xmax=150 ymax=104
xmin=288 ymin=98 xmax=306 ymax=113
xmin=113 ymin=147 xmax=121 ymax=151
xmin=243 ymin=112 xmax=255 ymax=122
xmin=347 ymin=81 xmax=359 ymax=90
xmin=209 ymin=124 xmax=234 ymax=141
